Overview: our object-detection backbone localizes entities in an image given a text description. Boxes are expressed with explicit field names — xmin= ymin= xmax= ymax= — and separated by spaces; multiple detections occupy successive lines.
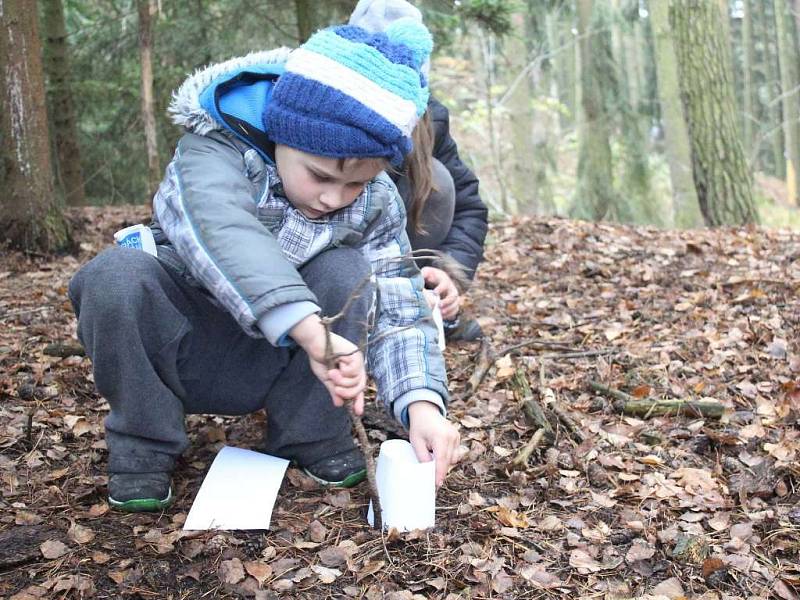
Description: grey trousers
xmin=68 ymin=245 xmax=372 ymax=475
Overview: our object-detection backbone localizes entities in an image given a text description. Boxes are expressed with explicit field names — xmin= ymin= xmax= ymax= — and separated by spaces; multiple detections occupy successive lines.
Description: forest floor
xmin=1 ymin=206 xmax=799 ymax=600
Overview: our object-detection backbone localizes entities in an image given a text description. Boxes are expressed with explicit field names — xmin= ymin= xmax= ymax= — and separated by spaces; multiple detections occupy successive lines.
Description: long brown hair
xmin=406 ymin=111 xmax=435 ymax=234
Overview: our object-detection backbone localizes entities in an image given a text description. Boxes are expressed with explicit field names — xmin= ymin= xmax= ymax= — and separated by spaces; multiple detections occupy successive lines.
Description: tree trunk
xmin=0 ymin=0 xmax=72 ymax=252
xmin=761 ymin=0 xmax=785 ymax=177
xmin=572 ymin=0 xmax=617 ymax=221
xmin=507 ymin=5 xmax=554 ymax=214
xmin=774 ymin=0 xmax=800 ymax=204
xmin=650 ymin=0 xmax=703 ymax=227
xmin=137 ymin=0 xmax=160 ymax=201
xmin=294 ymin=0 xmax=315 ymax=43
xmin=741 ymin=0 xmax=756 ymax=163
xmin=794 ymin=0 xmax=800 ymax=48
xmin=43 ymin=0 xmax=85 ymax=206
xmin=671 ymin=0 xmax=758 ymax=226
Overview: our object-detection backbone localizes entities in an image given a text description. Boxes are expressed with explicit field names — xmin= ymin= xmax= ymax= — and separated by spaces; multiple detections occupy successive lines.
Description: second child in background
xmin=350 ymin=0 xmax=489 ymax=343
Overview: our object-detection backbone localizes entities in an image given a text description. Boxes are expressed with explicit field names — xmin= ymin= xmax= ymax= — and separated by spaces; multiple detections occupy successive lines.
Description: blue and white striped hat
xmin=263 ymin=20 xmax=432 ymax=167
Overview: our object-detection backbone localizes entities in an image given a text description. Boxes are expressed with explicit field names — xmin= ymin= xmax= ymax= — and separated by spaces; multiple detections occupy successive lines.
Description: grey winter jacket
xmin=149 ymin=49 xmax=448 ymax=424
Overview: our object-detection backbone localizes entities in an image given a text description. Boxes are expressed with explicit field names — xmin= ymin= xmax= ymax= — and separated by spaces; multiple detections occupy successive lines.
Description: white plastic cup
xmin=367 ymin=439 xmax=436 ymax=531
xmin=114 ymin=224 xmax=157 ymax=256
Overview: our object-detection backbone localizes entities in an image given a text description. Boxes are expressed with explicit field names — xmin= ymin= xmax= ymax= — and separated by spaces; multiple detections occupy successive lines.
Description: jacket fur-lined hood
xmin=168 ymin=48 xmax=291 ymax=136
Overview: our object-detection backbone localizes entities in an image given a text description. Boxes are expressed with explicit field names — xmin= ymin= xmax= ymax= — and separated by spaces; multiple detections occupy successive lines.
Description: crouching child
xmin=68 ymin=20 xmax=460 ymax=512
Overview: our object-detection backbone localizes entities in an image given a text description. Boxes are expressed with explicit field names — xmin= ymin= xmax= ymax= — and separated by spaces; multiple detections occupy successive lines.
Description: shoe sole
xmin=302 ymin=468 xmax=366 ymax=488
xmin=109 ymin=486 xmax=174 ymax=513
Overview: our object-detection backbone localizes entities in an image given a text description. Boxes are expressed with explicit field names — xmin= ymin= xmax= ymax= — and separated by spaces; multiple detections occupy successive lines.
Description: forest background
xmin=3 ymin=0 xmax=800 ymax=254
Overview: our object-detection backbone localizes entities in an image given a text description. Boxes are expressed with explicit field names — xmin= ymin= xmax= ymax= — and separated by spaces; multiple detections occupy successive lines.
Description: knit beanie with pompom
xmin=263 ymin=20 xmax=432 ymax=167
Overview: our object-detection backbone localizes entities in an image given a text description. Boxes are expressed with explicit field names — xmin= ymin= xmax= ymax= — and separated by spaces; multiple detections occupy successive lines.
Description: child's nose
xmin=320 ymin=187 xmax=344 ymax=209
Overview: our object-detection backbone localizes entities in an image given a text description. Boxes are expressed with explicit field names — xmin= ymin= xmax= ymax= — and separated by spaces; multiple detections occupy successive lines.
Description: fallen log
xmin=588 ymin=381 xmax=725 ymax=418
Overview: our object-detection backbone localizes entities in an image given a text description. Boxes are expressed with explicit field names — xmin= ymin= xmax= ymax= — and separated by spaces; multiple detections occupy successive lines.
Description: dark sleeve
xmin=429 ymin=97 xmax=488 ymax=282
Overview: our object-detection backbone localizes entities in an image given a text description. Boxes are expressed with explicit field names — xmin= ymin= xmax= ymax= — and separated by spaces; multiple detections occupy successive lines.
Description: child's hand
xmin=290 ymin=315 xmax=367 ymax=414
xmin=407 ymin=401 xmax=460 ymax=487
xmin=421 ymin=267 xmax=460 ymax=320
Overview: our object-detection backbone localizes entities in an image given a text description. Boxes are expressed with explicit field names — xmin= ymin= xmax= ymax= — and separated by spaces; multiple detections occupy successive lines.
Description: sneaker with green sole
xmin=108 ymin=472 xmax=174 ymax=512
xmin=301 ymin=448 xmax=366 ymax=488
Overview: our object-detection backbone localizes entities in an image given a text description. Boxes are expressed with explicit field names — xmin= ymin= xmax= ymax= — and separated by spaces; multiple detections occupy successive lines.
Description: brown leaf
xmin=219 ymin=558 xmax=245 ymax=585
xmin=631 ymin=384 xmax=652 ymax=398
xmin=67 ymin=522 xmax=95 ymax=545
xmin=326 ymin=490 xmax=351 ymax=508
xmin=285 ymin=468 xmax=319 ymax=491
xmin=702 ymin=557 xmax=727 ymax=580
xmin=52 ymin=574 xmax=94 ymax=595
xmin=40 ymin=539 xmax=69 ymax=559
xmin=244 ymin=560 xmax=273 ymax=585
xmin=569 ymin=549 xmax=602 ymax=573
xmin=520 ymin=565 xmax=562 ymax=589
xmin=8 ymin=585 xmax=48 ymax=600
xmin=318 ymin=546 xmax=349 ymax=567
xmin=773 ymin=579 xmax=799 ymax=600
xmin=356 ymin=560 xmax=385 ymax=582
xmin=107 ymin=570 xmax=130 ymax=585
xmin=626 ymin=539 xmax=656 ymax=562
xmin=491 ymin=569 xmax=513 ymax=594
xmin=651 ymin=577 xmax=684 ymax=599
xmin=311 ymin=565 xmax=341 ymax=584
xmin=308 ymin=519 xmax=328 ymax=543
xmin=491 ymin=506 xmax=529 ymax=529
xmin=87 ymin=502 xmax=109 ymax=517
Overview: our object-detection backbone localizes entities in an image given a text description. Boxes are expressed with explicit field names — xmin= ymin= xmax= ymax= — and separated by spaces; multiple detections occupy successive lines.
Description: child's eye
xmin=312 ymin=172 xmax=332 ymax=183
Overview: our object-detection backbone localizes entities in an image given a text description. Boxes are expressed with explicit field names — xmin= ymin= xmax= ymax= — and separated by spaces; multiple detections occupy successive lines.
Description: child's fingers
xmin=352 ymin=392 xmax=364 ymax=416
xmin=410 ymin=436 xmax=433 ymax=464
xmin=328 ymin=368 xmax=362 ymax=387
xmin=431 ymin=442 xmax=453 ymax=487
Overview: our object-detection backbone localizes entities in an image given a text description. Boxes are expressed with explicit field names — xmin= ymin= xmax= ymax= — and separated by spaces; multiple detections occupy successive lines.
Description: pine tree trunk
xmin=507 ymin=4 xmax=554 ymax=214
xmin=762 ymin=0 xmax=785 ymax=177
xmin=742 ymin=0 xmax=756 ymax=163
xmin=43 ymin=0 xmax=85 ymax=206
xmin=294 ymin=0 xmax=315 ymax=43
xmin=650 ymin=0 xmax=703 ymax=227
xmin=0 ymin=0 xmax=72 ymax=252
xmin=137 ymin=0 xmax=160 ymax=201
xmin=794 ymin=0 xmax=800 ymax=48
xmin=671 ymin=0 xmax=758 ymax=226
xmin=774 ymin=0 xmax=800 ymax=204
xmin=573 ymin=0 xmax=617 ymax=221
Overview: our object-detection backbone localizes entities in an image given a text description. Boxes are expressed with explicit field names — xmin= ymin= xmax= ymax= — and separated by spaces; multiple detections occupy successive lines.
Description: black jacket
xmin=397 ymin=98 xmax=489 ymax=281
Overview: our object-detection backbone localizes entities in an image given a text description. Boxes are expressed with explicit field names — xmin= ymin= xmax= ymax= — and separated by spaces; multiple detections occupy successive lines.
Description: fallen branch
xmin=538 ymin=348 xmax=619 ymax=360
xmin=43 ymin=342 xmax=85 ymax=358
xmin=460 ymin=337 xmax=496 ymax=401
xmin=551 ymin=404 xmax=585 ymax=443
xmin=588 ymin=382 xmax=725 ymax=419
xmin=511 ymin=428 xmax=546 ymax=468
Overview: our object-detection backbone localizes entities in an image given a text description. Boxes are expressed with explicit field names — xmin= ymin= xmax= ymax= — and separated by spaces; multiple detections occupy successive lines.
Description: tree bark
xmin=294 ymin=0 xmax=315 ymax=43
xmin=43 ymin=0 xmax=85 ymax=206
xmin=774 ymin=0 xmax=800 ymax=205
xmin=137 ymin=0 xmax=160 ymax=201
xmin=0 ymin=0 xmax=72 ymax=252
xmin=761 ymin=0 xmax=785 ymax=177
xmin=572 ymin=0 xmax=617 ymax=221
xmin=507 ymin=5 xmax=554 ymax=214
xmin=741 ymin=0 xmax=756 ymax=163
xmin=650 ymin=0 xmax=703 ymax=227
xmin=671 ymin=0 xmax=758 ymax=226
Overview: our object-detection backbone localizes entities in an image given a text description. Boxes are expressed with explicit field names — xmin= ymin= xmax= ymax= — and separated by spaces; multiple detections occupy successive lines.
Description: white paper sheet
xmin=183 ymin=446 xmax=289 ymax=531
xmin=367 ymin=439 xmax=436 ymax=531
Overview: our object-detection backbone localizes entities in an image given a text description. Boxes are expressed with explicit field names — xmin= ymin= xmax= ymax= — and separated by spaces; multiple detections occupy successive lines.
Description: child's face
xmin=274 ymin=145 xmax=384 ymax=219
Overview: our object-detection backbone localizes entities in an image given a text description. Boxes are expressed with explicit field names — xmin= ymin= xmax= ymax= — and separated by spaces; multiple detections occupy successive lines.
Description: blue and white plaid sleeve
xmin=361 ymin=177 xmax=449 ymax=424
